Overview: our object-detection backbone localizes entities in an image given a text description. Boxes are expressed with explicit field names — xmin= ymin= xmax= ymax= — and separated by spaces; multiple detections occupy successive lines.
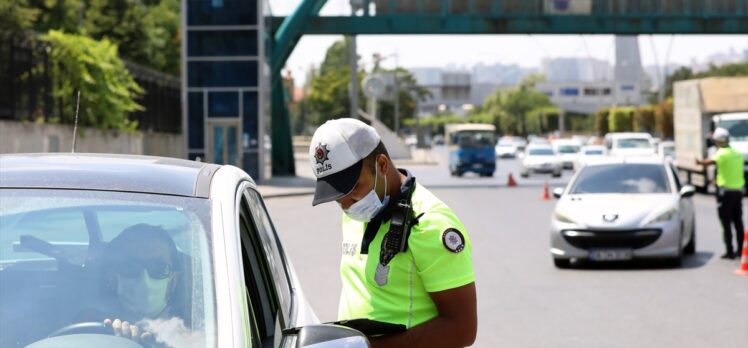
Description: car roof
xmin=0 ymin=153 xmax=225 ymax=198
xmin=582 ymin=156 xmax=666 ymax=166
xmin=527 ymin=144 xmax=553 ymax=150
xmin=606 ymin=132 xmax=653 ymax=139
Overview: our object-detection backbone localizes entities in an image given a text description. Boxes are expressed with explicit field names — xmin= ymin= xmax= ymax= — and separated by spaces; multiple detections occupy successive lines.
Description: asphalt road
xmin=266 ymin=155 xmax=748 ymax=347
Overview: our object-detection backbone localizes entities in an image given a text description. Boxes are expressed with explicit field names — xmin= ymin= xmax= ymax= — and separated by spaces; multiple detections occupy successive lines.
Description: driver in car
xmin=76 ymin=223 xmax=186 ymax=343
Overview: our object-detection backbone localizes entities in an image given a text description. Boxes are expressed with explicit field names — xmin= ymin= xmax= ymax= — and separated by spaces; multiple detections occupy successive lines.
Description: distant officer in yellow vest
xmin=697 ymin=127 xmax=745 ymax=259
xmin=309 ymin=118 xmax=477 ymax=347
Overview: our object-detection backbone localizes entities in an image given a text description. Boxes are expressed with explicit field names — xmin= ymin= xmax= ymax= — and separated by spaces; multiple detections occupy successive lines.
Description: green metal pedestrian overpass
xmin=269 ymin=0 xmax=748 ymax=175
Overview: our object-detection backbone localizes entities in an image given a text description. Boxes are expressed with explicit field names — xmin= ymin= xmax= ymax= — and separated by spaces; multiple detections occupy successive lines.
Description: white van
xmin=605 ymin=132 xmax=656 ymax=157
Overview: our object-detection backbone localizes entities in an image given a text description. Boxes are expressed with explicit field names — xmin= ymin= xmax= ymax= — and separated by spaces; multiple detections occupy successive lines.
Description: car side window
xmin=243 ymin=189 xmax=292 ymax=324
xmin=239 ymin=197 xmax=279 ymax=347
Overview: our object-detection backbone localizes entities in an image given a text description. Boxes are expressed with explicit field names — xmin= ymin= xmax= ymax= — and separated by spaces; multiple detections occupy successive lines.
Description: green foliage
xmin=13 ymin=0 xmax=180 ymax=74
xmin=306 ymin=38 xmax=429 ymax=130
xmin=634 ymin=106 xmax=656 ymax=133
xmin=655 ymin=98 xmax=674 ymax=138
xmin=476 ymin=74 xmax=552 ymax=135
xmin=0 ymin=0 xmax=40 ymax=34
xmin=608 ymin=107 xmax=635 ymax=133
xmin=43 ymin=30 xmax=143 ymax=131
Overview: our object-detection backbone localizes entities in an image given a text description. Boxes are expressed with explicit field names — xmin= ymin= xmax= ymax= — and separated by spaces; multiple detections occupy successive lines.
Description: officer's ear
xmin=376 ymin=154 xmax=388 ymax=174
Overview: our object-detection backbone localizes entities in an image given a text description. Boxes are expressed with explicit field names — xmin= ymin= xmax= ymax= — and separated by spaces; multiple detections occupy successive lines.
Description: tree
xmin=0 ymin=0 xmax=40 ymax=34
xmin=13 ymin=0 xmax=181 ymax=75
xmin=495 ymin=74 xmax=552 ymax=135
xmin=306 ymin=38 xmax=429 ymax=130
xmin=43 ymin=30 xmax=143 ymax=131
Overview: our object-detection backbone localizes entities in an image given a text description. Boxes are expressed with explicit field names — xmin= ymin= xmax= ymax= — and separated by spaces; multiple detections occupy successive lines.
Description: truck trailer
xmin=674 ymin=77 xmax=748 ymax=192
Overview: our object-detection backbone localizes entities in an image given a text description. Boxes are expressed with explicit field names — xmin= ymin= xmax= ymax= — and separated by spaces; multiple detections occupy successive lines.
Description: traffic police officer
xmin=309 ymin=118 xmax=477 ymax=347
xmin=697 ymin=127 xmax=745 ymax=259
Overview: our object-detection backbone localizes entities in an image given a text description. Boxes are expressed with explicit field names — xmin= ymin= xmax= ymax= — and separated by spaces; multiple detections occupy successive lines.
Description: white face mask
xmin=344 ymin=163 xmax=389 ymax=222
xmin=117 ymin=270 xmax=170 ymax=318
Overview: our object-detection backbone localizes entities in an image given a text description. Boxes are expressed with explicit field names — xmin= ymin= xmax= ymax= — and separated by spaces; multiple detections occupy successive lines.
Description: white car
xmin=659 ymin=141 xmax=675 ymax=162
xmin=0 ymin=154 xmax=368 ymax=348
xmin=605 ymin=132 xmax=656 ymax=157
xmin=574 ymin=145 xmax=607 ymax=170
xmin=521 ymin=145 xmax=562 ymax=178
xmin=552 ymin=139 xmax=582 ymax=169
xmin=550 ymin=157 xmax=696 ymax=268
xmin=495 ymin=140 xmax=519 ymax=158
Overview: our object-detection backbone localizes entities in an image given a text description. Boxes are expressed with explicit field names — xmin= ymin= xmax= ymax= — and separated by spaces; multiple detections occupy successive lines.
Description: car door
xmin=670 ymin=164 xmax=695 ymax=245
xmin=237 ymin=185 xmax=295 ymax=347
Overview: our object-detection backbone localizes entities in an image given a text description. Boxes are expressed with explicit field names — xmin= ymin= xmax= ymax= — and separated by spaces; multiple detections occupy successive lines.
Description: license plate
xmin=472 ymin=164 xmax=482 ymax=168
xmin=589 ymin=249 xmax=632 ymax=261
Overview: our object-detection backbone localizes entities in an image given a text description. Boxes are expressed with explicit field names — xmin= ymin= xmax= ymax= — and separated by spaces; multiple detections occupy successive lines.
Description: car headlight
xmin=553 ymin=210 xmax=577 ymax=224
xmin=646 ymin=207 xmax=677 ymax=225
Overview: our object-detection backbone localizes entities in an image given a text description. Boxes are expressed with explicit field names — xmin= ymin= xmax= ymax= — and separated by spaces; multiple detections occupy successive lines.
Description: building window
xmin=208 ymin=92 xmax=239 ymax=117
xmin=620 ymin=85 xmax=635 ymax=91
xmin=188 ymin=92 xmax=204 ymax=149
xmin=601 ymin=88 xmax=612 ymax=96
xmin=560 ymin=88 xmax=580 ymax=96
xmin=187 ymin=0 xmax=258 ymax=26
xmin=583 ymin=88 xmax=598 ymax=96
xmin=243 ymin=92 xmax=259 ymax=149
xmin=188 ymin=30 xmax=258 ymax=57
xmin=188 ymin=61 xmax=258 ymax=87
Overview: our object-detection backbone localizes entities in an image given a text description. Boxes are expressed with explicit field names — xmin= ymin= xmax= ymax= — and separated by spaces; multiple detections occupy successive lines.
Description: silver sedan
xmin=0 ymin=154 xmax=368 ymax=348
xmin=550 ymin=158 xmax=696 ymax=268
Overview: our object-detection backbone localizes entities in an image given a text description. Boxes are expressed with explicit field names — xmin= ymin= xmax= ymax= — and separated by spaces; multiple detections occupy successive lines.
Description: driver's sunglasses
xmin=116 ymin=259 xmax=174 ymax=280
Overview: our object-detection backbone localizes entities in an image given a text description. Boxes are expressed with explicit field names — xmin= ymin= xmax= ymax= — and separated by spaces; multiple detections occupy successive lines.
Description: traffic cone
xmin=541 ymin=181 xmax=551 ymax=201
xmin=507 ymin=173 xmax=517 ymax=187
xmin=735 ymin=237 xmax=748 ymax=276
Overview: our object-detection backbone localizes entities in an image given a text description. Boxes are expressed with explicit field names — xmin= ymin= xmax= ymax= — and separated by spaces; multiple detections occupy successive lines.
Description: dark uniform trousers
xmin=717 ymin=188 xmax=745 ymax=255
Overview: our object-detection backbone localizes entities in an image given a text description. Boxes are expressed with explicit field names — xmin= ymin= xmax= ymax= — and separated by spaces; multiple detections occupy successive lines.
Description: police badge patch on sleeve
xmin=442 ymin=228 xmax=465 ymax=253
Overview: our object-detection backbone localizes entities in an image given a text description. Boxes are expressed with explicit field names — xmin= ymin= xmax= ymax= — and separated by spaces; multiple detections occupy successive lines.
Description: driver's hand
xmin=104 ymin=318 xmax=153 ymax=342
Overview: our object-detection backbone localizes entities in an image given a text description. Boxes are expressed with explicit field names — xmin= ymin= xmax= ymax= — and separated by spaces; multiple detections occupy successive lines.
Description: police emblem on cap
xmin=442 ymin=228 xmax=465 ymax=253
xmin=314 ymin=143 xmax=330 ymax=165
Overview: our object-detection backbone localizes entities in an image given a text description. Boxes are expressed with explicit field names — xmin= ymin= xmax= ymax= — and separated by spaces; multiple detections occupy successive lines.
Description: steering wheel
xmin=49 ymin=322 xmax=110 ymax=337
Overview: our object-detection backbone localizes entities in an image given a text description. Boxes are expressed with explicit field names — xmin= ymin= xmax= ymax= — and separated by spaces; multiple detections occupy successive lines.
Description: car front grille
xmin=561 ymin=229 xmax=661 ymax=249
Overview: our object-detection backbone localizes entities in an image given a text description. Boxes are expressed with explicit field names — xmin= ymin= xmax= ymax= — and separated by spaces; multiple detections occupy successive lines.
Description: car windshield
xmin=497 ymin=143 xmax=513 ymax=147
xmin=456 ymin=131 xmax=496 ymax=148
xmin=571 ymin=164 xmax=671 ymax=194
xmin=556 ymin=145 xmax=580 ymax=154
xmin=529 ymin=148 xmax=554 ymax=156
xmin=616 ymin=138 xmax=652 ymax=149
xmin=718 ymin=119 xmax=748 ymax=141
xmin=584 ymin=149 xmax=604 ymax=155
xmin=0 ymin=189 xmax=215 ymax=348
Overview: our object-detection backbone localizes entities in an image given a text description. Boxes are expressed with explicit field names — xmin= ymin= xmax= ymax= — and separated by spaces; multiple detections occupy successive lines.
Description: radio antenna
xmin=71 ymin=90 xmax=80 ymax=153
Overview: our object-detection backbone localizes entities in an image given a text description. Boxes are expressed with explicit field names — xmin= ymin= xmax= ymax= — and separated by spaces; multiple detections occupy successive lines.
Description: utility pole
xmin=348 ymin=36 xmax=359 ymax=119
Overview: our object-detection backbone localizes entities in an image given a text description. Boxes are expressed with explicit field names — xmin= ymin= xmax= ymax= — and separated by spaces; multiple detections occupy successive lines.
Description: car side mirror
xmin=553 ymin=187 xmax=564 ymax=199
xmin=680 ymin=185 xmax=696 ymax=198
xmin=293 ymin=325 xmax=370 ymax=348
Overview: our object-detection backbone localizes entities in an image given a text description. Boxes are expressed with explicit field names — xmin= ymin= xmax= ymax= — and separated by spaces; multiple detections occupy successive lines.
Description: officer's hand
xmin=104 ymin=318 xmax=154 ymax=343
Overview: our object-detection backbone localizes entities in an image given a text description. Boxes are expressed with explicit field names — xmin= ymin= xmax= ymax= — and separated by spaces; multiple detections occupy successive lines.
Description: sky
xmin=270 ymin=1 xmax=748 ymax=86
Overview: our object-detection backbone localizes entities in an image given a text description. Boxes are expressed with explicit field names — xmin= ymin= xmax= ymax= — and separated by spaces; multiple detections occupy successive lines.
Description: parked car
xmin=574 ymin=145 xmax=607 ymax=170
xmin=552 ymin=139 xmax=582 ymax=169
xmin=521 ymin=145 xmax=562 ymax=178
xmin=605 ymin=132 xmax=656 ymax=158
xmin=0 ymin=154 xmax=368 ymax=348
xmin=658 ymin=140 xmax=675 ymax=163
xmin=550 ymin=157 xmax=696 ymax=268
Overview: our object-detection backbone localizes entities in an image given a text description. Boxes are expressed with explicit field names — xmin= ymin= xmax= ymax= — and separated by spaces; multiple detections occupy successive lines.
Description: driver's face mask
xmin=344 ymin=162 xmax=389 ymax=222
xmin=117 ymin=270 xmax=170 ymax=318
